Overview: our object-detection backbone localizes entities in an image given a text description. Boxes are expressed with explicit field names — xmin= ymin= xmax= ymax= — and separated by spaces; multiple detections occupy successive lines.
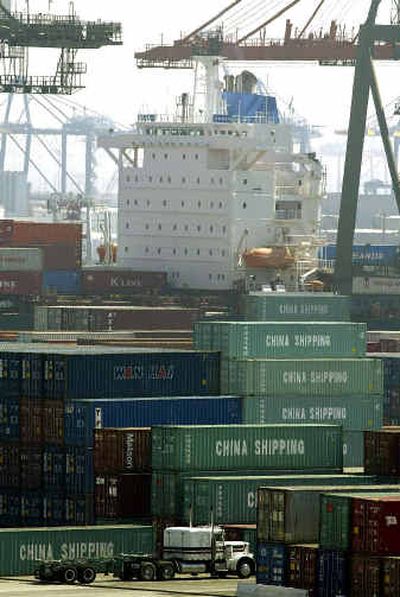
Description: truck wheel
xmin=60 ymin=566 xmax=77 ymax=584
xmin=139 ymin=562 xmax=156 ymax=581
xmin=77 ymin=566 xmax=96 ymax=584
xmin=158 ymin=563 xmax=175 ymax=581
xmin=236 ymin=558 xmax=254 ymax=579
xmin=218 ymin=571 xmax=228 ymax=578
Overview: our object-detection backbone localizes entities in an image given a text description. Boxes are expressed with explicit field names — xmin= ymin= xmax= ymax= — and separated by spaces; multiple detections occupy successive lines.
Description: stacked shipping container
xmin=194 ymin=315 xmax=384 ymax=467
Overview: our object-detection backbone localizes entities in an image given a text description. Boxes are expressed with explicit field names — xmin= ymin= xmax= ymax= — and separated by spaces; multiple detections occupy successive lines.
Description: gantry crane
xmin=135 ymin=0 xmax=400 ymax=68
xmin=334 ymin=0 xmax=400 ymax=293
xmin=0 ymin=1 xmax=122 ymax=94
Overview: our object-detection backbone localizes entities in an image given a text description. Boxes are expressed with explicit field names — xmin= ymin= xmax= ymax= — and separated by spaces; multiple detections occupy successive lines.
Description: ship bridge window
xmin=164 ymin=153 xmax=168 ymax=159
xmin=182 ymin=177 xmax=186 ymax=183
xmin=124 ymin=246 xmax=128 ymax=253
xmin=168 ymin=177 xmax=171 ymax=183
xmin=197 ymin=225 xmax=201 ymax=232
xmin=183 ymin=154 xmax=186 ymax=160
xmin=125 ymin=222 xmax=129 ymax=229
xmin=134 ymin=199 xmax=138 ymax=205
xmin=148 ymin=176 xmax=153 ymax=183
xmin=173 ymin=224 xmax=177 ymax=231
xmin=126 ymin=200 xmax=130 ymax=207
xmin=219 ymin=201 xmax=223 ymax=208
xmin=198 ymin=201 xmax=201 ymax=208
xmin=275 ymin=200 xmax=302 ymax=220
xmin=197 ymin=177 xmax=200 ymax=184
xmin=163 ymin=200 xmax=167 ymax=207
xmin=159 ymin=177 xmax=163 ymax=183
xmin=146 ymin=200 xmax=151 ymax=207
xmin=158 ymin=224 xmax=162 ymax=230
xmin=152 ymin=153 xmax=156 ymax=159
xmin=242 ymin=202 xmax=247 ymax=209
xmin=195 ymin=154 xmax=199 ymax=160
xmin=157 ymin=248 xmax=161 ymax=254
xmin=145 ymin=224 xmax=149 ymax=230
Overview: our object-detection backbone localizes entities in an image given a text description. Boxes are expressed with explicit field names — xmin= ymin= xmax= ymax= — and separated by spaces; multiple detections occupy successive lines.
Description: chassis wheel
xmin=77 ymin=566 xmax=96 ymax=585
xmin=139 ymin=562 xmax=156 ymax=581
xmin=59 ymin=566 xmax=77 ymax=584
xmin=158 ymin=563 xmax=175 ymax=581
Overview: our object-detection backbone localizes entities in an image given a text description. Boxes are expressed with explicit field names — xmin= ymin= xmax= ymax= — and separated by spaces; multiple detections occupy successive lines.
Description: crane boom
xmin=237 ymin=0 xmax=302 ymax=44
xmin=181 ymin=0 xmax=242 ymax=43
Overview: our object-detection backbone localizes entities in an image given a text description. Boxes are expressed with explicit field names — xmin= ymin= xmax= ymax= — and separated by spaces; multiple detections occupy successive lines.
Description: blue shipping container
xmin=317 ymin=549 xmax=348 ymax=597
xmin=64 ymin=395 xmax=242 ymax=446
xmin=42 ymin=446 xmax=65 ymax=491
xmin=0 ymin=399 xmax=19 ymax=441
xmin=65 ymin=495 xmax=94 ymax=525
xmin=0 ymin=352 xmax=22 ymax=397
xmin=42 ymin=271 xmax=81 ymax=295
xmin=320 ymin=244 xmax=400 ymax=265
xmin=42 ymin=347 xmax=220 ymax=399
xmin=21 ymin=352 xmax=43 ymax=398
xmin=256 ymin=542 xmax=287 ymax=586
xmin=43 ymin=494 xmax=65 ymax=526
xmin=65 ymin=447 xmax=94 ymax=494
xmin=0 ymin=491 xmax=20 ymax=527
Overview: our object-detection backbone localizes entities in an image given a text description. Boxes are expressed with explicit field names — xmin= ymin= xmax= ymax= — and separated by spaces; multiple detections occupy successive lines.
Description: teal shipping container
xmin=152 ymin=473 xmax=381 ymax=523
xmin=242 ymin=395 xmax=383 ymax=430
xmin=343 ymin=430 xmax=365 ymax=468
xmin=0 ymin=524 xmax=153 ymax=576
xmin=152 ymin=424 xmax=343 ymax=472
xmin=241 ymin=292 xmax=351 ymax=321
xmin=221 ymin=358 xmax=383 ymax=397
xmin=193 ymin=321 xmax=366 ymax=358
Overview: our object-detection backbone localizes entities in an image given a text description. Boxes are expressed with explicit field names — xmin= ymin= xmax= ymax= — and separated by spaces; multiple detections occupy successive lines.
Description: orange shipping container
xmin=0 ymin=220 xmax=82 ymax=245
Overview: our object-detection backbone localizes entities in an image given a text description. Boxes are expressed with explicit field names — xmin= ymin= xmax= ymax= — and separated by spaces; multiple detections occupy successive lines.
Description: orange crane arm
xmin=297 ymin=0 xmax=326 ymax=38
xmin=181 ymin=0 xmax=242 ymax=43
xmin=237 ymin=0 xmax=302 ymax=44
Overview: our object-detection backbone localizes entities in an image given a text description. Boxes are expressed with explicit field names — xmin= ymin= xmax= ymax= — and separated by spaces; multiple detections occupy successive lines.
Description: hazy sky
xmin=14 ymin=0 xmax=399 ymax=131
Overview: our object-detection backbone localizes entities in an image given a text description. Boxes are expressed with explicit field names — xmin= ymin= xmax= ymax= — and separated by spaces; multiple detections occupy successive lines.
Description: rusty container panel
xmin=93 ymin=428 xmax=151 ymax=473
xmin=0 ymin=221 xmax=82 ymax=244
xmin=0 ymin=272 xmax=42 ymax=295
xmin=81 ymin=269 xmax=167 ymax=294
xmin=364 ymin=429 xmax=400 ymax=476
xmin=350 ymin=555 xmax=381 ymax=597
xmin=383 ymin=557 xmax=400 ymax=595
xmin=95 ymin=473 xmax=151 ymax=520
xmin=0 ymin=444 xmax=19 ymax=488
xmin=287 ymin=544 xmax=318 ymax=592
xmin=352 ymin=496 xmax=400 ymax=555
xmin=42 ymin=400 xmax=64 ymax=445
xmin=20 ymin=399 xmax=43 ymax=444
xmin=20 ymin=446 xmax=42 ymax=490
xmin=91 ymin=306 xmax=200 ymax=331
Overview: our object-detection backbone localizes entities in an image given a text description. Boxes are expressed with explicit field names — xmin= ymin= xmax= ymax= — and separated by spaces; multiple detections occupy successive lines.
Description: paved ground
xmin=0 ymin=575 xmax=254 ymax=596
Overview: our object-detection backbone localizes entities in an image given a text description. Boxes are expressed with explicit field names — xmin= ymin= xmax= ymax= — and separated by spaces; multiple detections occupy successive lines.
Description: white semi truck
xmin=34 ymin=524 xmax=255 ymax=584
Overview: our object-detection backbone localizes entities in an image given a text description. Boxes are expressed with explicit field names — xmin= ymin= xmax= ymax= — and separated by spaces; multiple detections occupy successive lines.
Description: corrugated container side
xmin=21 ymin=352 xmax=43 ymax=398
xmin=42 ymin=401 xmax=64 ymax=445
xmin=20 ymin=399 xmax=42 ymax=444
xmin=316 ymin=549 xmax=348 ymax=597
xmin=193 ymin=321 xmax=366 ymax=358
xmin=257 ymin=485 xmax=400 ymax=544
xmin=221 ymin=358 xmax=383 ymax=397
xmin=152 ymin=472 xmax=379 ymax=520
xmin=65 ymin=396 xmax=240 ymax=446
xmin=42 ymin=446 xmax=65 ymax=492
xmin=242 ymin=395 xmax=383 ymax=430
xmin=0 ymin=491 xmax=21 ymax=526
xmin=65 ymin=447 xmax=94 ymax=495
xmin=0 ymin=524 xmax=153 ymax=575
xmin=0 ymin=272 xmax=42 ymax=296
xmin=93 ymin=428 xmax=152 ymax=473
xmin=20 ymin=447 xmax=42 ymax=491
xmin=382 ymin=557 xmax=400 ymax=594
xmin=43 ymin=494 xmax=65 ymax=526
xmin=351 ymin=496 xmax=400 ymax=555
xmin=256 ymin=542 xmax=287 ymax=586
xmin=343 ymin=430 xmax=364 ymax=468
xmin=0 ymin=445 xmax=20 ymax=488
xmin=319 ymin=493 xmax=352 ymax=551
xmin=81 ymin=269 xmax=167 ymax=294
xmin=364 ymin=429 xmax=400 ymax=476
xmin=44 ymin=351 xmax=220 ymax=399
xmin=42 ymin=271 xmax=81 ymax=295
xmin=65 ymin=495 xmax=94 ymax=526
xmin=0 ymin=352 xmax=21 ymax=397
xmin=0 ymin=399 xmax=19 ymax=441
xmin=241 ymin=293 xmax=351 ymax=321
xmin=350 ymin=555 xmax=381 ymax=597
xmin=287 ymin=544 xmax=318 ymax=591
xmin=152 ymin=424 xmax=343 ymax=472
xmin=0 ymin=248 xmax=43 ymax=272
xmin=20 ymin=492 xmax=43 ymax=526
xmin=95 ymin=473 xmax=151 ymax=520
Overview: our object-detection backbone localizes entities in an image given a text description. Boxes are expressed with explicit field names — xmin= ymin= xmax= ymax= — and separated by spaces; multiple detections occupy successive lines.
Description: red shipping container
xmin=91 ymin=307 xmax=200 ymax=331
xmin=95 ymin=473 xmax=151 ymax=519
xmin=382 ymin=557 xmax=400 ymax=595
xmin=352 ymin=496 xmax=400 ymax=555
xmin=42 ymin=400 xmax=64 ymax=445
xmin=81 ymin=269 xmax=167 ymax=294
xmin=0 ymin=220 xmax=82 ymax=245
xmin=20 ymin=399 xmax=43 ymax=444
xmin=0 ymin=272 xmax=42 ymax=295
xmin=350 ymin=555 xmax=381 ymax=597
xmin=20 ymin=446 xmax=42 ymax=490
xmin=0 ymin=444 xmax=20 ymax=488
xmin=364 ymin=430 xmax=400 ymax=476
xmin=93 ymin=428 xmax=151 ymax=473
xmin=287 ymin=544 xmax=318 ymax=593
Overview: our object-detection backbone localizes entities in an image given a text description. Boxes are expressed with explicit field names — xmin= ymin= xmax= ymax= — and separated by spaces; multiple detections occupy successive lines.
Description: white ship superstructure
xmin=100 ymin=58 xmax=324 ymax=290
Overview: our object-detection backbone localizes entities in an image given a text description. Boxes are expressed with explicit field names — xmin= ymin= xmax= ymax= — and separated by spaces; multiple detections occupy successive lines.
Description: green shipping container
xmin=0 ymin=524 xmax=153 ymax=577
xmin=242 ymin=395 xmax=383 ymax=430
xmin=193 ymin=321 xmax=366 ymax=358
xmin=152 ymin=424 xmax=343 ymax=472
xmin=241 ymin=292 xmax=351 ymax=321
xmin=257 ymin=485 xmax=400 ymax=544
xmin=221 ymin=358 xmax=383 ymax=397
xmin=343 ymin=430 xmax=365 ymax=468
xmin=319 ymin=491 xmax=400 ymax=551
xmin=178 ymin=474 xmax=382 ymax=525
xmin=152 ymin=472 xmax=379 ymax=520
